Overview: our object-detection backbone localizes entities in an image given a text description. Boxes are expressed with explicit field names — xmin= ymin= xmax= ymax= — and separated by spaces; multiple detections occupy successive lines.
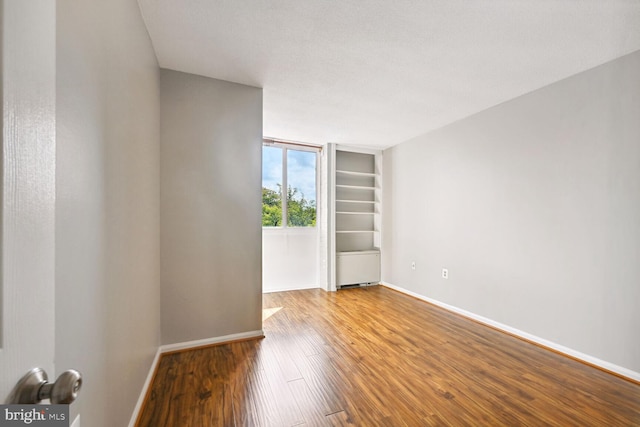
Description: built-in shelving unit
xmin=334 ymin=149 xmax=381 ymax=288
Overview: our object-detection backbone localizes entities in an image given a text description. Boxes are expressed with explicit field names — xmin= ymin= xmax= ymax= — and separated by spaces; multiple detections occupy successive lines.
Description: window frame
xmin=262 ymin=139 xmax=320 ymax=228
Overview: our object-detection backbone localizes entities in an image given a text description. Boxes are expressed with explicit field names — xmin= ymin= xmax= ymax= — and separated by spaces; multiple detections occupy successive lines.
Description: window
xmin=262 ymin=141 xmax=318 ymax=227
xmin=262 ymin=145 xmax=283 ymax=226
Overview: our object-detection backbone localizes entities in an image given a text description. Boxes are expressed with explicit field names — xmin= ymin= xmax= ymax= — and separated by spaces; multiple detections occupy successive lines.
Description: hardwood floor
xmin=137 ymin=286 xmax=640 ymax=426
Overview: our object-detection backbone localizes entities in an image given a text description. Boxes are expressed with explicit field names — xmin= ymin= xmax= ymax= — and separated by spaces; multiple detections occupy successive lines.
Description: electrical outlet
xmin=442 ymin=268 xmax=448 ymax=279
xmin=411 ymin=261 xmax=416 ymax=270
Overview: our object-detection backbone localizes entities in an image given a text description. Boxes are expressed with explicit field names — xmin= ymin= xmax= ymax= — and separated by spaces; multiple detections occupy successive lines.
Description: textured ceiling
xmin=138 ymin=0 xmax=640 ymax=149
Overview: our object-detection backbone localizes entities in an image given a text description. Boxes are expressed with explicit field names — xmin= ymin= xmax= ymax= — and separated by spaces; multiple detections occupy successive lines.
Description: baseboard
xmin=381 ymin=281 xmax=640 ymax=384
xmin=160 ymin=329 xmax=265 ymax=354
xmin=262 ymin=284 xmax=319 ymax=293
xmin=128 ymin=329 xmax=264 ymax=426
xmin=128 ymin=347 xmax=161 ymax=427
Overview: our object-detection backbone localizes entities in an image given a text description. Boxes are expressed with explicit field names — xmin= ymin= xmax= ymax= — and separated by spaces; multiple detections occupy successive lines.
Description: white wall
xmin=383 ymin=50 xmax=640 ymax=374
xmin=263 ymin=228 xmax=318 ymax=292
xmin=56 ymin=0 xmax=161 ymax=425
xmin=318 ymin=144 xmax=334 ymax=291
xmin=160 ymin=69 xmax=263 ymax=345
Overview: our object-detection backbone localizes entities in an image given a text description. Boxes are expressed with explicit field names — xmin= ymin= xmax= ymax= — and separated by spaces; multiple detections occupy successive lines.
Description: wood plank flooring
xmin=137 ymin=286 xmax=640 ymax=426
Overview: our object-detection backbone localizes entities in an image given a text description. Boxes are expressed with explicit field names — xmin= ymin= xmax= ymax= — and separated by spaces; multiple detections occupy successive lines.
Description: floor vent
xmin=338 ymin=283 xmax=372 ymax=289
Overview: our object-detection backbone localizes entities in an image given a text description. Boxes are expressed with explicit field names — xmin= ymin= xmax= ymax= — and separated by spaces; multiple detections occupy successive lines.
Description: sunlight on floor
xmin=262 ymin=306 xmax=282 ymax=321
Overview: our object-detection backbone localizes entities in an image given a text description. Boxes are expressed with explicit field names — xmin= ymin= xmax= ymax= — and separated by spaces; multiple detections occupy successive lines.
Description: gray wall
xmin=383 ymin=50 xmax=640 ymax=373
xmin=56 ymin=0 xmax=161 ymax=425
xmin=160 ymin=69 xmax=263 ymax=345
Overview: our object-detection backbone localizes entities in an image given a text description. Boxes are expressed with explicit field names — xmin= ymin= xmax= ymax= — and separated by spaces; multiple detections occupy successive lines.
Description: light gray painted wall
xmin=382 ymin=50 xmax=640 ymax=373
xmin=56 ymin=0 xmax=160 ymax=425
xmin=160 ymin=69 xmax=263 ymax=345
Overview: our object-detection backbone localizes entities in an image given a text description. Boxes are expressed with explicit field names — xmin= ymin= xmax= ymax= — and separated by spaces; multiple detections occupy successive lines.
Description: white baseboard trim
xmin=128 ymin=329 xmax=264 ymax=426
xmin=381 ymin=281 xmax=640 ymax=383
xmin=160 ymin=329 xmax=265 ymax=354
xmin=262 ymin=284 xmax=319 ymax=293
xmin=128 ymin=347 xmax=161 ymax=427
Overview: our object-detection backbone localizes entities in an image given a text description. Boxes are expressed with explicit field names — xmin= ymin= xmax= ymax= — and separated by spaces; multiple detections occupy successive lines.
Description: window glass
xmin=262 ymin=145 xmax=283 ymax=226
xmin=287 ymin=149 xmax=316 ymax=227
xmin=262 ymin=144 xmax=317 ymax=227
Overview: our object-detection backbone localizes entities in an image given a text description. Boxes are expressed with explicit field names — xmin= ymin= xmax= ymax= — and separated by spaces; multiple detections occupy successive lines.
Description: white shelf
xmin=336 ymin=211 xmax=377 ymax=215
xmin=336 ymin=184 xmax=375 ymax=191
xmin=336 ymin=199 xmax=375 ymax=204
xmin=336 ymin=169 xmax=376 ymax=177
xmin=336 ymin=230 xmax=376 ymax=234
xmin=336 ymin=211 xmax=375 ymax=215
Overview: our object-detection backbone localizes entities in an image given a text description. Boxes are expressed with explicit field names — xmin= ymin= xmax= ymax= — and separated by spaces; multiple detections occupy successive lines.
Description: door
xmin=0 ymin=0 xmax=57 ymax=399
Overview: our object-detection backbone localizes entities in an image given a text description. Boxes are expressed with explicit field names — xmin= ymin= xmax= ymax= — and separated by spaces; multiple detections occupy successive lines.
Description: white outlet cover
xmin=442 ymin=268 xmax=448 ymax=279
